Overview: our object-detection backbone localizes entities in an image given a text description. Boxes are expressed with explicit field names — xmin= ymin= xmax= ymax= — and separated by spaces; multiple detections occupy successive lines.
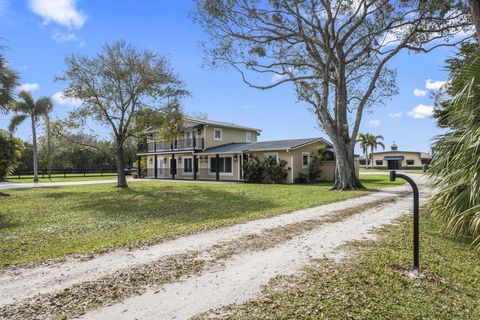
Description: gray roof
xmin=197 ymin=138 xmax=332 ymax=154
xmin=185 ymin=117 xmax=261 ymax=132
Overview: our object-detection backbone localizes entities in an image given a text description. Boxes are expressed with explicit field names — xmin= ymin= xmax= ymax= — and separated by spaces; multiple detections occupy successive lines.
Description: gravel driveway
xmin=0 ymin=174 xmax=431 ymax=320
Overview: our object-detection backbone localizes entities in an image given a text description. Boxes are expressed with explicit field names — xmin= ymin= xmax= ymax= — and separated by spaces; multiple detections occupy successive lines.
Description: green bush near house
xmin=242 ymin=156 xmax=288 ymax=183
xmin=0 ymin=129 xmax=23 ymax=181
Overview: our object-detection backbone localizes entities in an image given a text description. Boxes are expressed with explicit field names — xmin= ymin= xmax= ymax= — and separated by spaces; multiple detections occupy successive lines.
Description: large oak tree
xmin=194 ymin=0 xmax=472 ymax=189
xmin=57 ymin=41 xmax=188 ymax=187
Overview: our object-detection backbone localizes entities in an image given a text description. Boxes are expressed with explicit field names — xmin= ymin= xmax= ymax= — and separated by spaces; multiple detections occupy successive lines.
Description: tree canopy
xmin=57 ymin=40 xmax=188 ymax=187
xmin=194 ymin=0 xmax=472 ymax=189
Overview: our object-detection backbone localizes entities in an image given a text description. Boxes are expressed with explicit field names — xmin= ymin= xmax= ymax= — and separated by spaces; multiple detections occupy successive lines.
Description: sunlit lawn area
xmin=0 ymin=175 xmax=403 ymax=267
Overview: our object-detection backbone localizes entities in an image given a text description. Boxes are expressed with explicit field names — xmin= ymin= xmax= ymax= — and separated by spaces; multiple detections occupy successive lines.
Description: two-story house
xmin=136 ymin=117 xmax=343 ymax=183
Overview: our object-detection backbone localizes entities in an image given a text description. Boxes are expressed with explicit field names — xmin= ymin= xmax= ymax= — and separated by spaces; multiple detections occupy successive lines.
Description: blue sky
xmin=0 ymin=0 xmax=455 ymax=153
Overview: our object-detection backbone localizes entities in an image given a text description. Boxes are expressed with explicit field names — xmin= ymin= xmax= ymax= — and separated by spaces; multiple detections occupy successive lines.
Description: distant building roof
xmin=372 ymin=150 xmax=432 ymax=159
xmin=197 ymin=138 xmax=332 ymax=154
xmin=185 ymin=117 xmax=262 ymax=132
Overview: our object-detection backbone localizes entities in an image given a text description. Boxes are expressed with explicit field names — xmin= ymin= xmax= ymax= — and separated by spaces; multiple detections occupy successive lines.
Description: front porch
xmin=137 ymin=153 xmax=243 ymax=182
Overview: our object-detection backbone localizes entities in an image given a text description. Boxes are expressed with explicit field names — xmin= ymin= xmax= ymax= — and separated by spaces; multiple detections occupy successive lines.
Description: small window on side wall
xmin=246 ymin=131 xmax=252 ymax=142
xmin=302 ymin=152 xmax=310 ymax=168
xmin=376 ymin=160 xmax=383 ymax=166
xmin=406 ymin=160 xmax=414 ymax=165
xmin=214 ymin=128 xmax=222 ymax=141
xmin=265 ymin=153 xmax=278 ymax=164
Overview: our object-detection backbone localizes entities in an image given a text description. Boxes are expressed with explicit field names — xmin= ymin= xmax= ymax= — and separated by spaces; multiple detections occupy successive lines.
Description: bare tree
xmin=57 ymin=41 xmax=188 ymax=187
xmin=194 ymin=0 xmax=472 ymax=189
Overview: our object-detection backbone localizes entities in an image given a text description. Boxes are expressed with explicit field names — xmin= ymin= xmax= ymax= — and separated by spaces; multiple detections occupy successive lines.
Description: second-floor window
xmin=246 ymin=131 xmax=252 ymax=142
xmin=214 ymin=128 xmax=222 ymax=141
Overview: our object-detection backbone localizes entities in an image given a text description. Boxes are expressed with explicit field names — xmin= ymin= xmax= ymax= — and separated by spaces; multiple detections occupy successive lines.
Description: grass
xmin=5 ymin=173 xmax=117 ymax=183
xmin=201 ymin=211 xmax=480 ymax=320
xmin=0 ymin=175 xmax=401 ymax=267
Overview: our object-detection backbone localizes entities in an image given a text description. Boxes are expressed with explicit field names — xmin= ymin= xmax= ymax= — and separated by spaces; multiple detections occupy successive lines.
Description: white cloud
xmin=51 ymin=29 xmax=78 ymax=42
xmin=241 ymin=105 xmax=256 ymax=109
xmin=388 ymin=112 xmax=403 ymax=118
xmin=52 ymin=91 xmax=82 ymax=107
xmin=413 ymin=88 xmax=427 ymax=97
xmin=16 ymin=83 xmax=39 ymax=92
xmin=425 ymin=79 xmax=447 ymax=90
xmin=369 ymin=119 xmax=381 ymax=127
xmin=408 ymin=104 xmax=434 ymax=119
xmin=29 ymin=0 xmax=87 ymax=29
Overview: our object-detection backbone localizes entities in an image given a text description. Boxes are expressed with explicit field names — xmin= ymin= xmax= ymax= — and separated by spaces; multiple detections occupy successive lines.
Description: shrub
xmin=307 ymin=155 xmax=323 ymax=182
xmin=242 ymin=156 xmax=264 ymax=183
xmin=263 ymin=158 xmax=288 ymax=183
xmin=243 ymin=156 xmax=288 ymax=183
xmin=0 ymin=130 xmax=23 ymax=181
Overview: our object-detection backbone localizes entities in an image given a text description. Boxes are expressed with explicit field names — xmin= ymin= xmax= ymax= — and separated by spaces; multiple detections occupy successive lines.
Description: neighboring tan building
xmin=369 ymin=143 xmax=431 ymax=170
xmin=136 ymin=117 xmax=356 ymax=183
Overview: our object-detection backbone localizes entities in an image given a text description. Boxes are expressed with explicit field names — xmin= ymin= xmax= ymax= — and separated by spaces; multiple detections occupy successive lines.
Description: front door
xmin=157 ymin=157 xmax=164 ymax=178
xmin=170 ymin=158 xmax=177 ymax=176
xmin=387 ymin=160 xmax=400 ymax=170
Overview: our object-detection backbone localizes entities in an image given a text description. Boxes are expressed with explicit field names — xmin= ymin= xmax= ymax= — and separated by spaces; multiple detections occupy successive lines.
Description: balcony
xmin=138 ymin=138 xmax=204 ymax=153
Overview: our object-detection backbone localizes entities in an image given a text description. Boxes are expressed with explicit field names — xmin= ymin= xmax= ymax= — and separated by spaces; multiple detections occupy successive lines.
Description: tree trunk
xmin=469 ymin=0 xmax=480 ymax=43
xmin=31 ymin=115 xmax=39 ymax=183
xmin=332 ymin=140 xmax=363 ymax=190
xmin=46 ymin=116 xmax=52 ymax=179
xmin=116 ymin=141 xmax=128 ymax=187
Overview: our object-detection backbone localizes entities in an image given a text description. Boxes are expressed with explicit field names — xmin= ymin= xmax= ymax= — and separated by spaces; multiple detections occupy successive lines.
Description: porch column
xmin=154 ymin=154 xmax=158 ymax=179
xmin=171 ymin=154 xmax=176 ymax=179
xmin=137 ymin=156 xmax=141 ymax=178
xmin=216 ymin=154 xmax=220 ymax=181
xmin=239 ymin=153 xmax=243 ymax=180
xmin=193 ymin=155 xmax=197 ymax=180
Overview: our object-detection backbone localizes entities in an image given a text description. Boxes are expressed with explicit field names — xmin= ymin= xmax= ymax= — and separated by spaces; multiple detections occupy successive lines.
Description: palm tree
xmin=356 ymin=133 xmax=370 ymax=167
xmin=367 ymin=134 xmax=385 ymax=168
xmin=9 ymin=91 xmax=53 ymax=182
xmin=429 ymin=53 xmax=480 ymax=249
xmin=0 ymin=53 xmax=18 ymax=113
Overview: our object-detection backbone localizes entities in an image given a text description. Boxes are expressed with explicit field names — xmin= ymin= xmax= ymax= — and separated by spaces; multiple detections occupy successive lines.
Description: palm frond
xmin=17 ymin=90 xmax=35 ymax=109
xmin=34 ymin=97 xmax=53 ymax=117
xmin=0 ymin=55 xmax=19 ymax=113
xmin=8 ymin=114 xmax=28 ymax=133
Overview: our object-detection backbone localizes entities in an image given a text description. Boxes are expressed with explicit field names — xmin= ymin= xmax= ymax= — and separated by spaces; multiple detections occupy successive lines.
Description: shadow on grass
xmin=41 ymin=184 xmax=277 ymax=224
xmin=0 ymin=214 xmax=19 ymax=229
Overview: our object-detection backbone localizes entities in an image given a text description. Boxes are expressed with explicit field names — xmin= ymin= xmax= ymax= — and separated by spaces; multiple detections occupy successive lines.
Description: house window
xmin=183 ymin=157 xmax=193 ymax=173
xmin=302 ymin=152 xmax=310 ymax=168
xmin=265 ymin=153 xmax=278 ymax=164
xmin=214 ymin=128 xmax=222 ymax=141
xmin=245 ymin=131 xmax=252 ymax=142
xmin=210 ymin=156 xmax=233 ymax=174
xmin=376 ymin=160 xmax=383 ymax=166
xmin=406 ymin=160 xmax=414 ymax=166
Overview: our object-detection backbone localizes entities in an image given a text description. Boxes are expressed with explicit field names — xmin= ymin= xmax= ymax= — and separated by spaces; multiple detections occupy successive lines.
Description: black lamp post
xmin=390 ymin=170 xmax=420 ymax=277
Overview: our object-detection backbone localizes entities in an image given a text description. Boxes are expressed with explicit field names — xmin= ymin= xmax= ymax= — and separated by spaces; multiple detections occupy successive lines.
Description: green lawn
xmin=201 ymin=211 xmax=480 ymax=320
xmin=0 ymin=175 xmax=402 ymax=267
xmin=6 ymin=173 xmax=117 ymax=183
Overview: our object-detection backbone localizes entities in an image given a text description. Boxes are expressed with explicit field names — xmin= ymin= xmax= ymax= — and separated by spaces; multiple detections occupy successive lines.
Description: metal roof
xmin=185 ymin=117 xmax=262 ymax=132
xmin=197 ymin=138 xmax=332 ymax=154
